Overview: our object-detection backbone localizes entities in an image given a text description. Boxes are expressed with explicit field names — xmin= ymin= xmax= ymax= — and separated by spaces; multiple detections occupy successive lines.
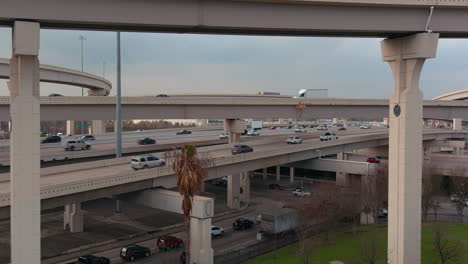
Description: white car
xmin=131 ymin=155 xmax=166 ymax=170
xmin=316 ymin=125 xmax=327 ymax=131
xmin=294 ymin=128 xmax=307 ymax=133
xmin=219 ymin=133 xmax=229 ymax=139
xmin=62 ymin=140 xmax=91 ymax=151
xmin=136 ymin=129 xmax=144 ymax=132
xmin=211 ymin=226 xmax=225 ymax=238
xmin=293 ymin=188 xmax=311 ymax=197
xmin=287 ymin=136 xmax=302 ymax=144
xmin=247 ymin=130 xmax=260 ymax=136
xmin=320 ymin=132 xmax=338 ymax=141
xmin=450 ymin=194 xmax=459 ymax=202
xmin=360 ymin=125 xmax=371 ymax=129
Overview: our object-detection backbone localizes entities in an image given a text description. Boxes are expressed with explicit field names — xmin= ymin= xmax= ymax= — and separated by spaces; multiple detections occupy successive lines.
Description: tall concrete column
xmin=92 ymin=120 xmax=106 ymax=135
xmin=66 ymin=120 xmax=75 ymax=135
xmin=289 ymin=167 xmax=295 ymax=183
xmin=276 ymin=166 xmax=281 ymax=181
xmin=453 ymin=118 xmax=462 ymax=131
xmin=64 ymin=203 xmax=83 ymax=233
xmin=224 ymin=119 xmax=245 ymax=145
xmin=240 ymin=172 xmax=251 ymax=204
xmin=336 ymin=152 xmax=351 ymax=186
xmin=190 ymin=216 xmax=214 ymax=264
xmin=227 ymin=174 xmax=240 ymax=209
xmin=342 ymin=118 xmax=348 ymax=127
xmin=262 ymin=167 xmax=267 ymax=180
xmin=381 ymin=33 xmax=439 ymax=264
xmin=9 ymin=21 xmax=41 ymax=264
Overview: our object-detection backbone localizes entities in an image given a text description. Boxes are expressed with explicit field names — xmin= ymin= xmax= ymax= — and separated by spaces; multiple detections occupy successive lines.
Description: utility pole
xmin=79 ymin=35 xmax=86 ymax=134
xmin=115 ymin=32 xmax=123 ymax=214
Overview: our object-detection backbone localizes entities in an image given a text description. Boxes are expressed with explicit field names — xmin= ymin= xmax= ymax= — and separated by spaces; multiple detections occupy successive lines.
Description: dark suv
xmin=42 ymin=135 xmax=61 ymax=143
xmin=137 ymin=138 xmax=156 ymax=145
xmin=231 ymin=145 xmax=253 ymax=155
xmin=120 ymin=245 xmax=151 ymax=261
xmin=157 ymin=235 xmax=184 ymax=251
xmin=233 ymin=218 xmax=254 ymax=230
xmin=71 ymin=255 xmax=110 ymax=264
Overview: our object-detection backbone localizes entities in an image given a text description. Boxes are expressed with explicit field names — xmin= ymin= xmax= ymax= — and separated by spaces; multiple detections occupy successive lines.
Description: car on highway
xmin=233 ymin=218 xmax=255 ymax=230
xmin=269 ymin=183 xmax=286 ymax=190
xmin=155 ymin=94 xmax=169 ymax=97
xmin=42 ymin=135 xmax=61 ymax=143
xmin=78 ymin=135 xmax=96 ymax=142
xmin=293 ymin=187 xmax=311 ymax=197
xmin=378 ymin=208 xmax=388 ymax=218
xmin=320 ymin=132 xmax=338 ymax=141
xmin=231 ymin=144 xmax=253 ymax=155
xmin=360 ymin=124 xmax=371 ymax=129
xmin=211 ymin=226 xmax=225 ymax=238
xmin=137 ymin=137 xmax=156 ymax=145
xmin=120 ymin=245 xmax=151 ymax=261
xmin=450 ymin=194 xmax=460 ymax=202
xmin=219 ymin=132 xmax=229 ymax=139
xmin=366 ymin=157 xmax=380 ymax=163
xmin=338 ymin=127 xmax=347 ymax=131
xmin=210 ymin=177 xmax=228 ymax=186
xmin=287 ymin=136 xmax=302 ymax=144
xmin=176 ymin=129 xmax=192 ymax=135
xmin=48 ymin=93 xmax=64 ymax=97
xmin=69 ymin=255 xmax=110 ymax=264
xmin=63 ymin=140 xmax=91 ymax=151
xmin=136 ymin=129 xmax=144 ymax=132
xmin=131 ymin=155 xmax=165 ymax=170
xmin=294 ymin=128 xmax=307 ymax=133
xmin=376 ymin=155 xmax=388 ymax=160
xmin=247 ymin=130 xmax=260 ymax=136
xmin=157 ymin=235 xmax=184 ymax=251
xmin=316 ymin=125 xmax=327 ymax=131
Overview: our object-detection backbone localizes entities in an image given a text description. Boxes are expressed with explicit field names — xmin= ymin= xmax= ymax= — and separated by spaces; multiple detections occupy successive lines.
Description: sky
xmin=0 ymin=28 xmax=467 ymax=99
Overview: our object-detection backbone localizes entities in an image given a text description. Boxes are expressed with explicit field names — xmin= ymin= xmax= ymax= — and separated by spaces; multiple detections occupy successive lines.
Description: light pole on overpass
xmin=79 ymin=35 xmax=86 ymax=134
xmin=115 ymin=31 xmax=122 ymax=214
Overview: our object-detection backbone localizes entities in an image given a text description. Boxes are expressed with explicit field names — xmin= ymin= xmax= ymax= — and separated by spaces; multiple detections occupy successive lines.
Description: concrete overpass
xmin=433 ymin=89 xmax=468 ymax=101
xmin=0 ymin=58 xmax=111 ymax=96
xmin=0 ymin=97 xmax=468 ymax=121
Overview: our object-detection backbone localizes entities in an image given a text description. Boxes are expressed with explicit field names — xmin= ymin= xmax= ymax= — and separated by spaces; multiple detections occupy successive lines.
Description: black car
xmin=42 ymin=135 xmax=61 ymax=143
xmin=155 ymin=94 xmax=169 ymax=97
xmin=233 ymin=218 xmax=254 ymax=230
xmin=231 ymin=145 xmax=253 ymax=155
xmin=176 ymin=129 xmax=192 ymax=135
xmin=74 ymin=255 xmax=110 ymax=264
xmin=120 ymin=245 xmax=151 ymax=261
xmin=338 ymin=127 xmax=347 ymax=131
xmin=137 ymin=138 xmax=156 ymax=145
xmin=48 ymin=93 xmax=64 ymax=97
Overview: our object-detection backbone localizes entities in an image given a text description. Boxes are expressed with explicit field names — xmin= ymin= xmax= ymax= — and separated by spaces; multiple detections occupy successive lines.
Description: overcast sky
xmin=0 ymin=28 xmax=467 ymax=99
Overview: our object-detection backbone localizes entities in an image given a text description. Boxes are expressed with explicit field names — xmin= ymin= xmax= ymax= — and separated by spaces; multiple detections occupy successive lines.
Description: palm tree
xmin=172 ymin=144 xmax=211 ymax=264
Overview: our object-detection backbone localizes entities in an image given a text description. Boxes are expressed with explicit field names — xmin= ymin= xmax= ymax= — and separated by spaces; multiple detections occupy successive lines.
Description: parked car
xmin=136 ymin=129 xmax=144 ymax=132
xmin=63 ymin=140 xmax=91 ymax=151
xmin=42 ymin=135 xmax=61 ymax=143
xmin=176 ymin=129 xmax=192 ymax=135
xmin=137 ymin=138 xmax=156 ymax=145
xmin=219 ymin=132 xmax=229 ymax=139
xmin=211 ymin=226 xmax=225 ymax=238
xmin=157 ymin=235 xmax=184 ymax=251
xmin=131 ymin=155 xmax=165 ymax=170
xmin=233 ymin=218 xmax=254 ymax=230
xmin=316 ymin=125 xmax=328 ymax=131
xmin=269 ymin=183 xmax=285 ymax=190
xmin=231 ymin=144 xmax=253 ymax=154
xmin=120 ymin=245 xmax=151 ymax=261
xmin=73 ymin=255 xmax=110 ymax=264
xmin=450 ymin=194 xmax=460 ymax=202
xmin=378 ymin=208 xmax=388 ymax=218
xmin=48 ymin=93 xmax=64 ymax=97
xmin=294 ymin=128 xmax=307 ymax=133
xmin=293 ymin=187 xmax=311 ymax=197
xmin=286 ymin=136 xmax=302 ymax=144
xmin=360 ymin=124 xmax=371 ymax=129
xmin=247 ymin=130 xmax=260 ymax=136
xmin=320 ymin=132 xmax=338 ymax=141
xmin=366 ymin=157 xmax=380 ymax=163
xmin=78 ymin=135 xmax=96 ymax=142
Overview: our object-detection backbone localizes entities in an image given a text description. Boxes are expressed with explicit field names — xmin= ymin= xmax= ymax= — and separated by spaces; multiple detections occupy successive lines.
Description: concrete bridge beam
xmin=381 ymin=32 xmax=439 ymax=264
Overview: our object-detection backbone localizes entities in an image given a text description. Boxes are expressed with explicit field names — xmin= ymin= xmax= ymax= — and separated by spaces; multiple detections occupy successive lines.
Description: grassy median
xmin=244 ymin=222 xmax=468 ymax=264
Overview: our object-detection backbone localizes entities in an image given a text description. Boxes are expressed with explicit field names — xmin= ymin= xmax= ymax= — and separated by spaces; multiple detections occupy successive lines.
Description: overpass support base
xmin=9 ymin=21 xmax=41 ymax=264
xmin=66 ymin=120 xmax=75 ymax=135
xmin=92 ymin=120 xmax=106 ymax=136
xmin=240 ymin=172 xmax=251 ymax=204
xmin=227 ymin=174 xmax=240 ymax=209
xmin=382 ymin=32 xmax=439 ymax=264
xmin=336 ymin=153 xmax=351 ymax=186
xmin=64 ymin=203 xmax=83 ymax=233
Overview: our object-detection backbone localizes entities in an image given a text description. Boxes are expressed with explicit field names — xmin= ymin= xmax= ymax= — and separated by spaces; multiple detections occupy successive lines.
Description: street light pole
xmin=116 ymin=32 xmax=122 ymax=158
xmin=79 ymin=35 xmax=86 ymax=134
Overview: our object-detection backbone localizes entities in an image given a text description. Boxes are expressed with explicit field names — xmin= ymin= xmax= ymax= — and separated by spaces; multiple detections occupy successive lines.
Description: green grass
xmin=244 ymin=222 xmax=468 ymax=264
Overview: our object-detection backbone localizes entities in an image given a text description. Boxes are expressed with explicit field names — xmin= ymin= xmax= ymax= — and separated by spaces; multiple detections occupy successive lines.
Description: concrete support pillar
xmin=289 ymin=167 xmax=295 ymax=183
xmin=224 ymin=119 xmax=245 ymax=145
xmin=92 ymin=120 xmax=106 ymax=136
xmin=240 ymin=172 xmax=251 ymax=204
xmin=9 ymin=21 xmax=41 ymax=264
xmin=336 ymin=152 xmax=351 ymax=186
xmin=190 ymin=216 xmax=214 ymax=264
xmin=64 ymin=203 xmax=83 ymax=233
xmin=453 ymin=118 xmax=462 ymax=131
xmin=381 ymin=33 xmax=439 ymax=264
xmin=383 ymin=117 xmax=389 ymax=125
xmin=227 ymin=174 xmax=240 ymax=209
xmin=342 ymin=118 xmax=348 ymax=127
xmin=262 ymin=167 xmax=267 ymax=180
xmin=276 ymin=166 xmax=281 ymax=181
xmin=66 ymin=120 xmax=75 ymax=135
xmin=332 ymin=117 xmax=338 ymax=124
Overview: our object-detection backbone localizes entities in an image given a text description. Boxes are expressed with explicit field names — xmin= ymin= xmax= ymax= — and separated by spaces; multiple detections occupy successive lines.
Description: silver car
xmin=131 ymin=155 xmax=166 ymax=170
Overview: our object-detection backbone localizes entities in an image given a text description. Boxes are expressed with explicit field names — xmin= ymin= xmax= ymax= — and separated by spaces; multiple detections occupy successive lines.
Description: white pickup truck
xmin=292 ymin=188 xmax=311 ymax=197
xmin=320 ymin=132 xmax=338 ymax=141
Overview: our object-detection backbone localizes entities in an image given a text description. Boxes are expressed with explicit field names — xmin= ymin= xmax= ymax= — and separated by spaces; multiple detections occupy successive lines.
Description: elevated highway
xmin=0 ymin=97 xmax=467 ymax=120
xmin=0 ymin=59 xmax=111 ymax=96
xmin=0 ymin=129 xmax=464 ymax=218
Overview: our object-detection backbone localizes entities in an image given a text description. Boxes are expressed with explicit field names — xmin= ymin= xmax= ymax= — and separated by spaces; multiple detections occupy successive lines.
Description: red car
xmin=157 ymin=236 xmax=184 ymax=251
xmin=366 ymin=157 xmax=380 ymax=163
